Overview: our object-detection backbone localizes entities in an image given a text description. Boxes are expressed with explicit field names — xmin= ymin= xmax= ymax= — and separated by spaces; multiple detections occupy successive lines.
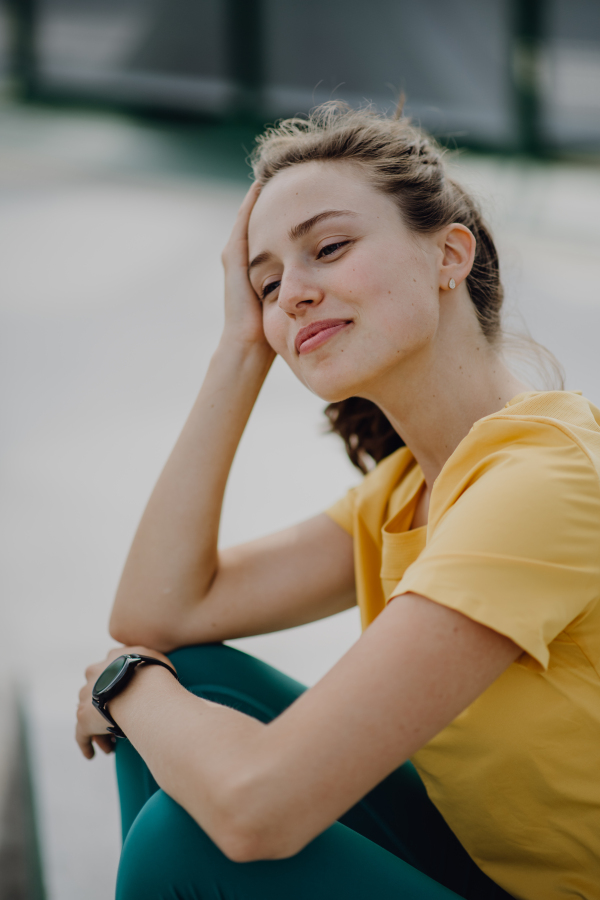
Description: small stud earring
xmin=448 ymin=278 xmax=456 ymax=290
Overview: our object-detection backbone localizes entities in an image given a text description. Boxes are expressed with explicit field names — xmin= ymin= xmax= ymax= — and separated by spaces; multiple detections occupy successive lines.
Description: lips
xmin=295 ymin=318 xmax=352 ymax=354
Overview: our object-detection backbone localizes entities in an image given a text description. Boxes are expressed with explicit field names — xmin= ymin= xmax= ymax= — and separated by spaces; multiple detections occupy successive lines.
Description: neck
xmin=362 ymin=322 xmax=528 ymax=489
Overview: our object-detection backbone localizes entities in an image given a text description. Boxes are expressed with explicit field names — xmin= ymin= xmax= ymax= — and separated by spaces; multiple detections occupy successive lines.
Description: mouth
xmin=295 ymin=318 xmax=353 ymax=355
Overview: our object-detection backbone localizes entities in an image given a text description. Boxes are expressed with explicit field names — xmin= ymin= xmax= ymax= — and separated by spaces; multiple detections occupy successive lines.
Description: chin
xmin=300 ymin=369 xmax=370 ymax=404
xmin=281 ymin=346 xmax=382 ymax=402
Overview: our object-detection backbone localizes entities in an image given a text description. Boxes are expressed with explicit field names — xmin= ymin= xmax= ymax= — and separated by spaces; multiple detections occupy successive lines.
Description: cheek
xmin=262 ymin=306 xmax=289 ymax=357
xmin=347 ymin=248 xmax=436 ymax=334
xmin=338 ymin=241 xmax=426 ymax=307
xmin=262 ymin=307 xmax=311 ymax=386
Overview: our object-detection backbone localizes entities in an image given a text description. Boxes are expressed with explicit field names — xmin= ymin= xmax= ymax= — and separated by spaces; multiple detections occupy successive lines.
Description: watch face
xmin=94 ymin=656 xmax=127 ymax=695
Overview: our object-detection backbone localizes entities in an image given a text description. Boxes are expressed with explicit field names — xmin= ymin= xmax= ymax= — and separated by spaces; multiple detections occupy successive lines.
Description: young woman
xmin=76 ymin=104 xmax=600 ymax=900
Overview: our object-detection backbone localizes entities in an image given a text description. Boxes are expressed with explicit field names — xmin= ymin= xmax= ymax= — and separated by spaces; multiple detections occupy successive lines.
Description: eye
xmin=261 ymin=280 xmax=280 ymax=300
xmin=318 ymin=240 xmax=351 ymax=258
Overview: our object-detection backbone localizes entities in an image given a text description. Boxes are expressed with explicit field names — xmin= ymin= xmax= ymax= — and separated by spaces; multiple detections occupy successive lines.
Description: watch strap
xmin=92 ymin=696 xmax=126 ymax=738
xmin=93 ymin=654 xmax=178 ymax=739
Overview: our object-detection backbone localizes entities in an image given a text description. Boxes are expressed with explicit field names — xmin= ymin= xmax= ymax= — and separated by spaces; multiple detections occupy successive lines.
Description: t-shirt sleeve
xmin=325 ymin=488 xmax=356 ymax=535
xmin=391 ymin=426 xmax=600 ymax=670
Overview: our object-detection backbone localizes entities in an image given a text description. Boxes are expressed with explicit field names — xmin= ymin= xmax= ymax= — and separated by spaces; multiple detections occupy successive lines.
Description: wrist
xmin=108 ymin=662 xmax=172 ymax=723
xmin=94 ymin=655 xmax=178 ymax=738
xmin=216 ymin=331 xmax=275 ymax=368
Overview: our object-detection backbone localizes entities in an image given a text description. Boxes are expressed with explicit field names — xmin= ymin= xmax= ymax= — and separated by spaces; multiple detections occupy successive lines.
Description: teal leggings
xmin=115 ymin=644 xmax=513 ymax=900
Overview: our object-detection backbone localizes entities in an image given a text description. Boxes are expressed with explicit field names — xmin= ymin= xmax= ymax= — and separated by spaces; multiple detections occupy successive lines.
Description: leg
xmin=342 ymin=763 xmax=513 ymax=900
xmin=115 ymin=643 xmax=306 ymax=839
xmin=117 ymin=788 xmax=463 ymax=900
xmin=115 ymin=644 xmax=512 ymax=899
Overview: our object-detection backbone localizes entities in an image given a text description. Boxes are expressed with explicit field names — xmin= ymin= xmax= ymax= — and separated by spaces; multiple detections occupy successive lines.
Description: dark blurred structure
xmin=2 ymin=0 xmax=600 ymax=155
xmin=0 ymin=1 xmax=9 ymax=80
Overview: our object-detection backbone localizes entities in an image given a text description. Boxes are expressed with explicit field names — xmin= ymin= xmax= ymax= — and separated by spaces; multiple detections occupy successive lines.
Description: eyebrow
xmin=248 ymin=209 xmax=357 ymax=272
xmin=288 ymin=208 xmax=357 ymax=241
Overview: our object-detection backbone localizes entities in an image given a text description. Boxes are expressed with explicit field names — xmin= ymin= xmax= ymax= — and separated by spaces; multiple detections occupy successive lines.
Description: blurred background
xmin=0 ymin=1 xmax=598 ymax=898
xmin=2 ymin=0 xmax=600 ymax=152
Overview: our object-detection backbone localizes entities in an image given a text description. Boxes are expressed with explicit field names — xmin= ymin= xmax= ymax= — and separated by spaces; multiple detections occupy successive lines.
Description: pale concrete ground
xmin=0 ymin=100 xmax=599 ymax=898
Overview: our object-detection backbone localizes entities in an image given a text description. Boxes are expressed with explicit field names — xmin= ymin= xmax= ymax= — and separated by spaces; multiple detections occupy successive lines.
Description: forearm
xmin=110 ymin=337 xmax=274 ymax=648
xmin=105 ymin=596 xmax=520 ymax=863
xmin=109 ymin=665 xmax=273 ymax=861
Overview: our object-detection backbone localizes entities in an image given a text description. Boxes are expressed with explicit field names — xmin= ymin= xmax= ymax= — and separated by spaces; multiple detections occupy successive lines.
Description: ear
xmin=438 ymin=224 xmax=476 ymax=292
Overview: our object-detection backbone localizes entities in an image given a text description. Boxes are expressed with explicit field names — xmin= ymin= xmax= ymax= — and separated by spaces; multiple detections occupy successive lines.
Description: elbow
xmin=108 ymin=609 xmax=171 ymax=652
xmin=217 ymin=828 xmax=270 ymax=864
xmin=210 ymin=775 xmax=303 ymax=863
xmin=217 ymin=823 xmax=299 ymax=864
xmin=108 ymin=608 xmax=143 ymax=646
xmin=108 ymin=610 xmax=129 ymax=645
xmin=108 ymin=605 xmax=178 ymax=653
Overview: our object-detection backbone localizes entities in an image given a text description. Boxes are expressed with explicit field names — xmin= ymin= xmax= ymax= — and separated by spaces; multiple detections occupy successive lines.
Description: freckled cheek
xmin=262 ymin=308 xmax=291 ymax=358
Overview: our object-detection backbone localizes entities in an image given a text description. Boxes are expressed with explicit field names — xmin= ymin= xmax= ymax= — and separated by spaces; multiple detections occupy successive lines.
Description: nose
xmin=277 ymin=267 xmax=324 ymax=317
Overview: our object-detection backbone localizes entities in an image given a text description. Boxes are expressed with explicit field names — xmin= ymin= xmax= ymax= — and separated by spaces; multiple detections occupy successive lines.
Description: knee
xmin=165 ymin=643 xmax=304 ymax=723
xmin=166 ymin=642 xmax=232 ymax=690
xmin=117 ymin=790 xmax=224 ymax=900
xmin=167 ymin=641 xmax=225 ymax=665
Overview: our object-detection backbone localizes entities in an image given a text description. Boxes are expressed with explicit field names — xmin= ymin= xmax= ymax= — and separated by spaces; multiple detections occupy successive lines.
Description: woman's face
xmin=247 ymin=161 xmax=444 ymax=402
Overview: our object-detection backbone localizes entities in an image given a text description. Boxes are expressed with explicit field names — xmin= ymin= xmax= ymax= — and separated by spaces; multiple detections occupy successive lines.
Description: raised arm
xmin=109 ymin=186 xmax=355 ymax=651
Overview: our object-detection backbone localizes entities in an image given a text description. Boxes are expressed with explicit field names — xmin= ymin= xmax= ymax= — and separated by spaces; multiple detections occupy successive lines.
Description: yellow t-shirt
xmin=327 ymin=391 xmax=600 ymax=900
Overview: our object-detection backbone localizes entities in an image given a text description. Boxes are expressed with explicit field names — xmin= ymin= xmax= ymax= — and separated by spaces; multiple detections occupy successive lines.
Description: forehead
xmin=248 ymin=161 xmax=395 ymax=250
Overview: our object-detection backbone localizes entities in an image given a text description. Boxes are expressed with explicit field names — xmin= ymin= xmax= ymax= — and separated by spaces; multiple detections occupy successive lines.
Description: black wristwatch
xmin=92 ymin=654 xmax=179 ymax=739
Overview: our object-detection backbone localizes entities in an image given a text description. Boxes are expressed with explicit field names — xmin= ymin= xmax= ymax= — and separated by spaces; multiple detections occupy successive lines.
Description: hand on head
xmin=220 ymin=182 xmax=274 ymax=357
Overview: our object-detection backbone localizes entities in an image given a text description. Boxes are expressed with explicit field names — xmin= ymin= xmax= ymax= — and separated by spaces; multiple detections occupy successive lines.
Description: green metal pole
xmin=5 ymin=0 xmax=38 ymax=100
xmin=226 ymin=0 xmax=264 ymax=121
xmin=18 ymin=696 xmax=47 ymax=900
xmin=512 ymin=0 xmax=545 ymax=155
